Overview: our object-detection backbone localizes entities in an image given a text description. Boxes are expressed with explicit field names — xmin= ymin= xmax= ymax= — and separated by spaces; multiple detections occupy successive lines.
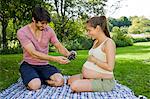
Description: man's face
xmin=35 ymin=21 xmax=48 ymax=31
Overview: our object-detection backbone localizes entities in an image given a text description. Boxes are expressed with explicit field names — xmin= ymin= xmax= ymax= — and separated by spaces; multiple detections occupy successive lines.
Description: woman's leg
xmin=67 ymin=74 xmax=83 ymax=85
xmin=70 ymin=79 xmax=93 ymax=92
xmin=70 ymin=79 xmax=115 ymax=92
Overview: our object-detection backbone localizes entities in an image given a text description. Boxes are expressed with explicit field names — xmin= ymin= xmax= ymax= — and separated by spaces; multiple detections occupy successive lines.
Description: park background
xmin=0 ymin=0 xmax=150 ymax=98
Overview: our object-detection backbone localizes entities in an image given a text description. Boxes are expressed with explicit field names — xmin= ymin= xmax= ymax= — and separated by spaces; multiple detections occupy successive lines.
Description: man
xmin=17 ymin=6 xmax=72 ymax=90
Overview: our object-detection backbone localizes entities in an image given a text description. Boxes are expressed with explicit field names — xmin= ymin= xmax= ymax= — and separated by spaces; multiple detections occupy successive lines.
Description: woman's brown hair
xmin=86 ymin=16 xmax=111 ymax=38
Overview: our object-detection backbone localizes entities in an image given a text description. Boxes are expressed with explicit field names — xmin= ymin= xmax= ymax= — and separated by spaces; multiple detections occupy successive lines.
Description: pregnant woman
xmin=68 ymin=16 xmax=116 ymax=92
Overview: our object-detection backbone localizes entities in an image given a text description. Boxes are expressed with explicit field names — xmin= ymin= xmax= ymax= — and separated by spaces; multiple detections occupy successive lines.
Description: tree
xmin=46 ymin=0 xmax=108 ymax=41
xmin=108 ymin=16 xmax=131 ymax=28
xmin=0 ymin=0 xmax=43 ymax=49
xmin=118 ymin=16 xmax=131 ymax=27
xmin=128 ymin=16 xmax=150 ymax=34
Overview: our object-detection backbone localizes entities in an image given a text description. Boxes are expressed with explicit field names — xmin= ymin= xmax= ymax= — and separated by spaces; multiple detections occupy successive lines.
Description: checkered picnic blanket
xmin=0 ymin=76 xmax=145 ymax=99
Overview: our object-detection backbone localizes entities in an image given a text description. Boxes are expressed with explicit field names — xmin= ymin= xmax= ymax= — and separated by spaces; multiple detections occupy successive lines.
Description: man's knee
xmin=56 ymin=77 xmax=64 ymax=86
xmin=28 ymin=78 xmax=41 ymax=90
xmin=50 ymin=73 xmax=64 ymax=86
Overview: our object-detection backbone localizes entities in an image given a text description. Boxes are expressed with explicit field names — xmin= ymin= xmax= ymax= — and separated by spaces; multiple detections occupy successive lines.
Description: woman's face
xmin=86 ymin=23 xmax=98 ymax=39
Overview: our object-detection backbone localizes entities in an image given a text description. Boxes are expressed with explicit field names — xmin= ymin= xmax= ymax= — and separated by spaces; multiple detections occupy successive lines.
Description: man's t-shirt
xmin=17 ymin=25 xmax=58 ymax=65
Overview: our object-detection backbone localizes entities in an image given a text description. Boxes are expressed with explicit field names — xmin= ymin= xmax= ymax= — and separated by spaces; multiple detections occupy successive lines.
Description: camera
xmin=68 ymin=51 xmax=77 ymax=60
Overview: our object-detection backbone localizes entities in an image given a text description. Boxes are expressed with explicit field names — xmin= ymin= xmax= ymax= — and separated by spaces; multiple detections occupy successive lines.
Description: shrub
xmin=63 ymin=36 xmax=92 ymax=50
xmin=0 ymin=47 xmax=22 ymax=54
xmin=112 ymin=27 xmax=133 ymax=47
xmin=132 ymin=37 xmax=150 ymax=43
xmin=0 ymin=40 xmax=23 ymax=54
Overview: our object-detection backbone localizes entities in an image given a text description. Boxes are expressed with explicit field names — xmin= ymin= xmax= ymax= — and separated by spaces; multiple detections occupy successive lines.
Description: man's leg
xmin=27 ymin=78 xmax=41 ymax=90
xmin=46 ymin=73 xmax=64 ymax=87
xmin=40 ymin=64 xmax=64 ymax=87
xmin=20 ymin=62 xmax=41 ymax=90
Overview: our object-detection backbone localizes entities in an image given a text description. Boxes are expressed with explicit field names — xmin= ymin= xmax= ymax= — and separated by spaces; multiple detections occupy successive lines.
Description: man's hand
xmin=55 ymin=56 xmax=70 ymax=64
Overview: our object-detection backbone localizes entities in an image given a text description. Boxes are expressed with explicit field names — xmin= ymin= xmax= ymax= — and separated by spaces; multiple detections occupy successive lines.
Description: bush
xmin=113 ymin=35 xmax=133 ymax=47
xmin=112 ymin=27 xmax=133 ymax=47
xmin=0 ymin=47 xmax=22 ymax=54
xmin=0 ymin=40 xmax=23 ymax=54
xmin=132 ymin=37 xmax=150 ymax=43
xmin=63 ymin=36 xmax=93 ymax=50
xmin=63 ymin=39 xmax=82 ymax=50
xmin=77 ymin=36 xmax=93 ymax=50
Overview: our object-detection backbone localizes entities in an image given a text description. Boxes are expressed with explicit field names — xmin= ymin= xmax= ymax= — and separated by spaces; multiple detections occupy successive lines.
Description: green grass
xmin=0 ymin=42 xmax=150 ymax=98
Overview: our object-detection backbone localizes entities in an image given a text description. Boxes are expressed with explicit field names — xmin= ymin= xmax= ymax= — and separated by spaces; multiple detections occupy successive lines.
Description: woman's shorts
xmin=19 ymin=61 xmax=61 ymax=86
xmin=80 ymin=74 xmax=115 ymax=92
xmin=92 ymin=78 xmax=115 ymax=92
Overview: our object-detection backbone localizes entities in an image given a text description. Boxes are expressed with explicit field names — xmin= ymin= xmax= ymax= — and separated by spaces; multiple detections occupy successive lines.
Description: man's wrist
xmin=49 ymin=56 xmax=57 ymax=62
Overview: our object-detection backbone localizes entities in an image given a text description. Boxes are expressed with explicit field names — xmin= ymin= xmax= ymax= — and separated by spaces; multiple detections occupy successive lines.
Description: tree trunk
xmin=2 ymin=19 xmax=8 ymax=49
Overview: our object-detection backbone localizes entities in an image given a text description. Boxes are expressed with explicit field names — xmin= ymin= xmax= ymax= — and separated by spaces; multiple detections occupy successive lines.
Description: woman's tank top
xmin=83 ymin=38 xmax=113 ymax=74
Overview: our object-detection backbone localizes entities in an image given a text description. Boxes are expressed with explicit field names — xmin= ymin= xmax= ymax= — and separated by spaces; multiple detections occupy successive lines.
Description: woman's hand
xmin=87 ymin=55 xmax=97 ymax=63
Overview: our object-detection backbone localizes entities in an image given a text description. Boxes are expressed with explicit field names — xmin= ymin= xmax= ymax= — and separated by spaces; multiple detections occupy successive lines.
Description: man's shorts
xmin=19 ymin=61 xmax=61 ymax=86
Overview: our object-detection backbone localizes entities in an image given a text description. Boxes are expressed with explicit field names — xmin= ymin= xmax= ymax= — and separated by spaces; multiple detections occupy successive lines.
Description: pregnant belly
xmin=82 ymin=66 xmax=113 ymax=79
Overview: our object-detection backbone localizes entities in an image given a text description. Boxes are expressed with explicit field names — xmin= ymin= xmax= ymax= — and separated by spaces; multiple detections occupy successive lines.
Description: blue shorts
xmin=19 ymin=61 xmax=61 ymax=86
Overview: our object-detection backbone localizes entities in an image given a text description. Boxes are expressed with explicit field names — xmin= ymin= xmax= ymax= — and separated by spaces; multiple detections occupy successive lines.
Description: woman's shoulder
xmin=107 ymin=38 xmax=115 ymax=45
xmin=105 ymin=38 xmax=116 ymax=48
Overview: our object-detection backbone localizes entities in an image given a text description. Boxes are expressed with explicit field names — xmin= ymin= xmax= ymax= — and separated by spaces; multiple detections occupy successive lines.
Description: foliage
xmin=0 ymin=47 xmax=22 ymax=54
xmin=0 ymin=0 xmax=50 ymax=49
xmin=132 ymin=38 xmax=150 ymax=43
xmin=51 ymin=18 xmax=93 ymax=50
xmin=128 ymin=16 xmax=150 ymax=34
xmin=48 ymin=0 xmax=108 ymax=41
xmin=108 ymin=16 xmax=131 ymax=31
xmin=0 ymin=40 xmax=22 ymax=54
xmin=112 ymin=26 xmax=133 ymax=47
xmin=63 ymin=36 xmax=93 ymax=50
xmin=0 ymin=42 xmax=150 ymax=98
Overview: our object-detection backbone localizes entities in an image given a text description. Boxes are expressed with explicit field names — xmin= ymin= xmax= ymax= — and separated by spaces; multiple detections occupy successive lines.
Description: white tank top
xmin=83 ymin=38 xmax=113 ymax=74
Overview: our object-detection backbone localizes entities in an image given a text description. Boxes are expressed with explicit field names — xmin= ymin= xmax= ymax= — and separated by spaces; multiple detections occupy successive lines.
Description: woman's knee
xmin=28 ymin=78 xmax=41 ymax=90
xmin=70 ymin=80 xmax=80 ymax=92
xmin=68 ymin=74 xmax=81 ymax=85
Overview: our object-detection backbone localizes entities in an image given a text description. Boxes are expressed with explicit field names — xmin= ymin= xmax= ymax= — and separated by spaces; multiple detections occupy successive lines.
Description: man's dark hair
xmin=32 ymin=6 xmax=51 ymax=23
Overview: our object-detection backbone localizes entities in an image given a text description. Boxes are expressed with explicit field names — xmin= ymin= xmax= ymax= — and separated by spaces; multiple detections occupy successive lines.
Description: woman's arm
xmin=87 ymin=39 xmax=116 ymax=72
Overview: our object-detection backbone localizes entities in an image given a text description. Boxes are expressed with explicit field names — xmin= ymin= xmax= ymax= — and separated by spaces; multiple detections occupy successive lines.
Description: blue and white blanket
xmin=0 ymin=76 xmax=146 ymax=99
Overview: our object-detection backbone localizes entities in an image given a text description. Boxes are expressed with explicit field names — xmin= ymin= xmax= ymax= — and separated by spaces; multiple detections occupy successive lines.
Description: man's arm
xmin=24 ymin=43 xmax=69 ymax=64
xmin=53 ymin=42 xmax=71 ymax=57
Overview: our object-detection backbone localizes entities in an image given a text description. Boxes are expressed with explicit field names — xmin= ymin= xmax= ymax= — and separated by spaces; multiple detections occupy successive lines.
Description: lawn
xmin=0 ymin=42 xmax=150 ymax=98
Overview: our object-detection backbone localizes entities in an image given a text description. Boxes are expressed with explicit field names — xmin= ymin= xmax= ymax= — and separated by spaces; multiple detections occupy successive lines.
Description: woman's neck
xmin=96 ymin=34 xmax=107 ymax=44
